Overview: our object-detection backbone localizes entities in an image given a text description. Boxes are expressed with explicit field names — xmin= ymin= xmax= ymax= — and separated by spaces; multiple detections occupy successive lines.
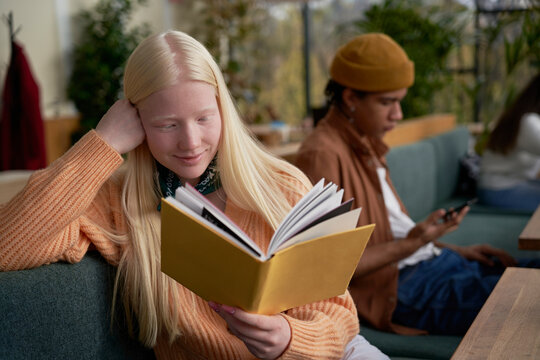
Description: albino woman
xmin=0 ymin=31 xmax=386 ymax=359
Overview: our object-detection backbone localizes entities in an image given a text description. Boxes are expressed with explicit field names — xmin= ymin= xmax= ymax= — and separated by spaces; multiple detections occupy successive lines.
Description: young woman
xmin=478 ymin=73 xmax=540 ymax=211
xmin=0 ymin=31 xmax=379 ymax=359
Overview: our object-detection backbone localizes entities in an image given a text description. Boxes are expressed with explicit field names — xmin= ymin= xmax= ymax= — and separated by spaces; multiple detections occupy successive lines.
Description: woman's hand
xmin=96 ymin=99 xmax=145 ymax=154
xmin=450 ymin=244 xmax=518 ymax=267
xmin=407 ymin=206 xmax=469 ymax=245
xmin=209 ymin=302 xmax=291 ymax=360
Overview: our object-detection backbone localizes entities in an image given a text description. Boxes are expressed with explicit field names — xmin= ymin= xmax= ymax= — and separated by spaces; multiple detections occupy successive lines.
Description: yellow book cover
xmin=161 ymin=179 xmax=375 ymax=314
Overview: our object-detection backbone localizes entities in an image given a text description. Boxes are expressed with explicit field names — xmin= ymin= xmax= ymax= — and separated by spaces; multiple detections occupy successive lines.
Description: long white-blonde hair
xmin=113 ymin=30 xmax=311 ymax=347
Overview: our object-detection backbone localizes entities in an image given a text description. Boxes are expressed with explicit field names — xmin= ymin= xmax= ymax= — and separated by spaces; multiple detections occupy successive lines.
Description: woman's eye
xmin=159 ymin=124 xmax=176 ymax=130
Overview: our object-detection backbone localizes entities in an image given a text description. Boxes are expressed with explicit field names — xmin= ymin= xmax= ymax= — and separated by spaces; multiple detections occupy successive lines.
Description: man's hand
xmin=407 ymin=206 xmax=469 ymax=245
xmin=451 ymin=244 xmax=518 ymax=267
xmin=209 ymin=302 xmax=291 ymax=360
xmin=96 ymin=99 xmax=145 ymax=154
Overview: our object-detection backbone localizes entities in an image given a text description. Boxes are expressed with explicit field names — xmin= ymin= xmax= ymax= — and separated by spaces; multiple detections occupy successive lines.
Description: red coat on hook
xmin=0 ymin=41 xmax=47 ymax=170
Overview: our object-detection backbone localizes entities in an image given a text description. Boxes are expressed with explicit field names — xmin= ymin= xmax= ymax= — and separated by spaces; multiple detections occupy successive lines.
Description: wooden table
xmin=451 ymin=267 xmax=540 ymax=360
xmin=519 ymin=205 xmax=540 ymax=250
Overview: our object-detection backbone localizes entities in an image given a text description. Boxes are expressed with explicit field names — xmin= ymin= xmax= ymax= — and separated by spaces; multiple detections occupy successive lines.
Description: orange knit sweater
xmin=0 ymin=131 xmax=359 ymax=359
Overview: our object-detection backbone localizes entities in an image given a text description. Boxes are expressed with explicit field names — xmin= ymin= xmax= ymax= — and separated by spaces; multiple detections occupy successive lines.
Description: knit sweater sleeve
xmin=0 ymin=130 xmax=124 ymax=271
xmin=280 ymin=293 xmax=359 ymax=359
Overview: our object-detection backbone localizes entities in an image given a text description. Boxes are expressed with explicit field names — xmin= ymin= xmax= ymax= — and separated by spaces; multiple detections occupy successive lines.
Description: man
xmin=295 ymin=33 xmax=532 ymax=335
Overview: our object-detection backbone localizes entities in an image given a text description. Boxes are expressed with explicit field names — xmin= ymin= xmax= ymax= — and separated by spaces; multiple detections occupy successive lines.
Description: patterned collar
xmin=156 ymin=156 xmax=221 ymax=210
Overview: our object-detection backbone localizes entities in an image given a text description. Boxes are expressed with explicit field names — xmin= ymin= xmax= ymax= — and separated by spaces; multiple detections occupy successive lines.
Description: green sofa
xmin=0 ymin=252 xmax=155 ymax=360
xmin=360 ymin=126 xmax=539 ymax=360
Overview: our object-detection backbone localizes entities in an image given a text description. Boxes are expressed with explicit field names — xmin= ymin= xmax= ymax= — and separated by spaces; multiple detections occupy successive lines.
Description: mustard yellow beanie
xmin=330 ymin=33 xmax=414 ymax=92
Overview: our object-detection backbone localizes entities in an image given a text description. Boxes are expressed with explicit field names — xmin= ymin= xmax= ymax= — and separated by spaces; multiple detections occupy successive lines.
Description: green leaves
xmin=353 ymin=0 xmax=463 ymax=118
xmin=67 ymin=0 xmax=150 ymax=140
xmin=504 ymin=34 xmax=525 ymax=75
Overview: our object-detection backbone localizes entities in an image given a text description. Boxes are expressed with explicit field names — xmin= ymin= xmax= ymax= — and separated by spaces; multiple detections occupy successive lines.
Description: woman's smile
xmin=174 ymin=152 xmax=204 ymax=166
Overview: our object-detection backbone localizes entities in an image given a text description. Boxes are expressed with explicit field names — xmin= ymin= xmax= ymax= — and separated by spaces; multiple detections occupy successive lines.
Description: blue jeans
xmin=478 ymin=180 xmax=540 ymax=212
xmin=392 ymin=249 xmax=540 ymax=335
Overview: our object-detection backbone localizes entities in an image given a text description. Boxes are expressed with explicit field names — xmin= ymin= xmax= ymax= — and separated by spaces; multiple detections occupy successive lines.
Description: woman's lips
xmin=175 ymin=152 xmax=203 ymax=165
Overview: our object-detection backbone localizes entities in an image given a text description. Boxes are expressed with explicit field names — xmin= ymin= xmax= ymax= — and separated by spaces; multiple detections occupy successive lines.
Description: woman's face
xmin=138 ymin=81 xmax=222 ymax=186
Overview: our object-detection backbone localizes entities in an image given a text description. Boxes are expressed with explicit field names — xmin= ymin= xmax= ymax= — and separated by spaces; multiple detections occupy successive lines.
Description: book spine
xmin=247 ymin=259 xmax=273 ymax=314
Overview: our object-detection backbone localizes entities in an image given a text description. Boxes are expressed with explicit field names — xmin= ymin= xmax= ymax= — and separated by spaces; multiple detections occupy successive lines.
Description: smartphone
xmin=443 ymin=198 xmax=478 ymax=221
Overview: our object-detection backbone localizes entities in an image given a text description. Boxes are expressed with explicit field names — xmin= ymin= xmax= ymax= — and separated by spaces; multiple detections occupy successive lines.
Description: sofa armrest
xmin=0 ymin=252 xmax=155 ymax=360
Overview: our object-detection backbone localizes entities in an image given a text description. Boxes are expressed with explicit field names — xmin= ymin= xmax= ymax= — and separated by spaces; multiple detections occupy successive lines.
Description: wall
xmin=0 ymin=0 xmax=171 ymax=119
xmin=0 ymin=0 xmax=63 ymax=118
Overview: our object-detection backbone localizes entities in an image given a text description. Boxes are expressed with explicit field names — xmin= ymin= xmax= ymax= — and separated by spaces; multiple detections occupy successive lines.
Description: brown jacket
xmin=295 ymin=112 xmax=424 ymax=335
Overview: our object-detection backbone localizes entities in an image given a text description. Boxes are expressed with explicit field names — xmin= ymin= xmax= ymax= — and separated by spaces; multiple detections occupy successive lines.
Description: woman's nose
xmin=178 ymin=123 xmax=201 ymax=150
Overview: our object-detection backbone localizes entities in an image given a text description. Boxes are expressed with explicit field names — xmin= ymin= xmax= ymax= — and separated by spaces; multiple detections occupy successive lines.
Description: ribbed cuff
xmin=279 ymin=314 xmax=343 ymax=360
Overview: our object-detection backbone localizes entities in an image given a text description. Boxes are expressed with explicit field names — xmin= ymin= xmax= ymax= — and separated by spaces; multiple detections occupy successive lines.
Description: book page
xmin=171 ymin=179 xmax=358 ymax=260
xmin=275 ymin=208 xmax=362 ymax=252
xmin=273 ymin=188 xmax=343 ymax=245
xmin=269 ymin=180 xmax=344 ymax=252
xmin=270 ymin=179 xmax=328 ymax=243
xmin=269 ymin=198 xmax=354 ymax=253
xmin=174 ymin=186 xmax=264 ymax=258
xmin=164 ymin=196 xmax=264 ymax=258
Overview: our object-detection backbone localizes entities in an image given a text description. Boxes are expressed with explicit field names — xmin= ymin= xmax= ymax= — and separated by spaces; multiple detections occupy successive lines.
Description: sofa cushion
xmin=425 ymin=126 xmax=470 ymax=205
xmin=439 ymin=212 xmax=540 ymax=259
xmin=0 ymin=252 xmax=155 ymax=360
xmin=387 ymin=140 xmax=437 ymax=221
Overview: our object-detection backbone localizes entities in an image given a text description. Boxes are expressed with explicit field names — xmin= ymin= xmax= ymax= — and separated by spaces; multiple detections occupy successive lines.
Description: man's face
xmin=350 ymin=88 xmax=408 ymax=139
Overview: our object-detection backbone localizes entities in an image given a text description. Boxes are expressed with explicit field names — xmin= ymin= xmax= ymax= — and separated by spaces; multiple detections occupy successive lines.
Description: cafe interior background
xmin=0 ymin=0 xmax=538 ymax=167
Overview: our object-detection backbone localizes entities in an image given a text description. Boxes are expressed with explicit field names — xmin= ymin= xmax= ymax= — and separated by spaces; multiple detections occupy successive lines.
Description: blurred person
xmin=478 ymin=74 xmax=540 ymax=212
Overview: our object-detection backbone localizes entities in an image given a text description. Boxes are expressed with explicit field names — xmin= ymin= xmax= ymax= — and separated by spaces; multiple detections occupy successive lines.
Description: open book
xmin=161 ymin=179 xmax=375 ymax=314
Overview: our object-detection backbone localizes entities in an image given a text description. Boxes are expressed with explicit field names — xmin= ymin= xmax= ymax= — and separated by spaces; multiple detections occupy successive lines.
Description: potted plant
xmin=351 ymin=0 xmax=462 ymax=118
xmin=67 ymin=0 xmax=149 ymax=142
